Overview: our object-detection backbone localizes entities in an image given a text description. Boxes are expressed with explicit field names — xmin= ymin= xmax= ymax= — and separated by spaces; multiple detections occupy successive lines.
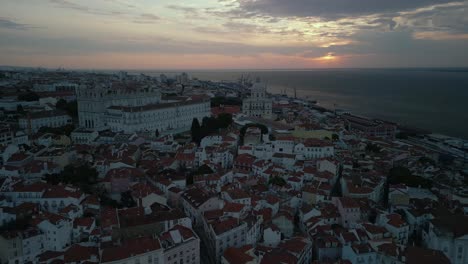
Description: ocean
xmin=135 ymin=69 xmax=468 ymax=139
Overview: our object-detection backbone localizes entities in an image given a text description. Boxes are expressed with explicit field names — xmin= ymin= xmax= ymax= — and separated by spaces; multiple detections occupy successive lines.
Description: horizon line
xmin=2 ymin=65 xmax=468 ymax=72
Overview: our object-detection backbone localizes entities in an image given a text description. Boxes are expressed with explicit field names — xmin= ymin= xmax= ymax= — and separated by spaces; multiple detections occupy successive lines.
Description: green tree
xmin=268 ymin=176 xmax=286 ymax=186
xmin=239 ymin=123 xmax=268 ymax=144
xmin=388 ymin=166 xmax=432 ymax=188
xmin=18 ymin=91 xmax=39 ymax=101
xmin=191 ymin=118 xmax=201 ymax=143
xmin=56 ymin=100 xmax=78 ymax=118
xmin=38 ymin=124 xmax=75 ymax=137
xmin=56 ymin=99 xmax=67 ymax=109
xmin=217 ymin=113 xmax=233 ymax=128
xmin=210 ymin=96 xmax=242 ymax=107
xmin=16 ymin=104 xmax=25 ymax=114
xmin=365 ymin=143 xmax=382 ymax=153
xmin=120 ymin=191 xmax=136 ymax=208
xmin=332 ymin=134 xmax=339 ymax=141
xmin=194 ymin=164 xmax=214 ymax=175
xmin=44 ymin=164 xmax=99 ymax=193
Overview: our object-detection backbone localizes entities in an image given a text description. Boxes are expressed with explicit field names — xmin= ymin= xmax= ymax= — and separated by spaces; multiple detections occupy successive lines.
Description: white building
xmin=181 ymin=188 xmax=223 ymax=226
xmin=242 ymin=82 xmax=273 ymax=119
xmin=18 ymin=110 xmax=72 ymax=133
xmin=70 ymin=128 xmax=99 ymax=144
xmin=262 ymin=224 xmax=282 ymax=247
xmin=33 ymin=81 xmax=78 ymax=92
xmin=0 ymin=228 xmax=46 ymax=264
xmin=423 ymin=215 xmax=468 ymax=264
xmin=342 ymin=243 xmax=377 ymax=264
xmin=101 ymin=237 xmax=164 ymax=264
xmin=377 ymin=213 xmax=409 ymax=245
xmin=77 ymin=83 xmax=210 ymax=133
xmin=160 ymin=225 xmax=200 ymax=264
xmin=34 ymin=212 xmax=73 ymax=251
xmin=207 ymin=217 xmax=248 ymax=263
xmin=5 ymin=183 xmax=85 ymax=213
xmin=294 ymin=139 xmax=334 ymax=160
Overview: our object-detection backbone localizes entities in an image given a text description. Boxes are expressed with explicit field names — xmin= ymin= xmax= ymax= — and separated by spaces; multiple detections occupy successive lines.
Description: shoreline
xmin=271 ymin=90 xmax=468 ymax=143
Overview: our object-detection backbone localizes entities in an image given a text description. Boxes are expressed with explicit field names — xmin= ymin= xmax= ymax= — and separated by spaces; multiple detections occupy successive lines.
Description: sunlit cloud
xmin=413 ymin=31 xmax=468 ymax=40
xmin=0 ymin=0 xmax=467 ymax=68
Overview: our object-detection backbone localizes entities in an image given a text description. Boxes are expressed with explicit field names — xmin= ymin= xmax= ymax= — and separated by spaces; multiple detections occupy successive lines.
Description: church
xmin=242 ymin=82 xmax=273 ymax=119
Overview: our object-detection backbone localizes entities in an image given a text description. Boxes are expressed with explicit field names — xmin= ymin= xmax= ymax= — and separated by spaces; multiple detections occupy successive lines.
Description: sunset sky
xmin=1 ymin=0 xmax=468 ymax=69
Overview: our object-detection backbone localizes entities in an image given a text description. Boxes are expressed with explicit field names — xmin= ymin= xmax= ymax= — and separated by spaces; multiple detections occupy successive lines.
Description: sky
xmin=1 ymin=0 xmax=468 ymax=69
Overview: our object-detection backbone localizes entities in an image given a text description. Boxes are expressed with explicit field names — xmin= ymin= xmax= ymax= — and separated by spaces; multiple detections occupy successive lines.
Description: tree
xmin=419 ymin=157 xmax=436 ymax=166
xmin=16 ymin=104 xmax=25 ymax=114
xmin=239 ymin=123 xmax=268 ymax=144
xmin=120 ymin=191 xmax=136 ymax=208
xmin=217 ymin=113 xmax=233 ymax=128
xmin=56 ymin=100 xmax=78 ymax=118
xmin=268 ymin=176 xmax=286 ymax=186
xmin=365 ymin=143 xmax=382 ymax=153
xmin=194 ymin=164 xmax=214 ymax=175
xmin=44 ymin=164 xmax=98 ymax=193
xmin=191 ymin=118 xmax=201 ymax=143
xmin=17 ymin=91 xmax=39 ymax=101
xmin=332 ymin=134 xmax=339 ymax=141
xmin=388 ymin=166 xmax=432 ymax=188
xmin=240 ymin=123 xmax=268 ymax=136
xmin=38 ymin=124 xmax=75 ymax=137
xmin=210 ymin=96 xmax=242 ymax=107
xmin=56 ymin=99 xmax=67 ymax=109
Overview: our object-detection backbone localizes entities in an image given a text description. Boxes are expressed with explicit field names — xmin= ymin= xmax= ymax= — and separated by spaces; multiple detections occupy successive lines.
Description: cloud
xmin=0 ymin=18 xmax=30 ymax=30
xmin=235 ymin=0 xmax=458 ymax=18
xmin=133 ymin=13 xmax=160 ymax=24
xmin=0 ymin=31 xmax=322 ymax=58
xmin=166 ymin=4 xmax=200 ymax=18
xmin=49 ymin=0 xmax=126 ymax=17
xmin=413 ymin=31 xmax=468 ymax=40
xmin=139 ymin=13 xmax=160 ymax=20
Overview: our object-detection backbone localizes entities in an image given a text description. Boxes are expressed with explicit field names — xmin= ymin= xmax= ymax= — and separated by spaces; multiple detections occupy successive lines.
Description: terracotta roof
xmin=224 ymin=202 xmax=245 ymax=213
xmin=64 ymin=244 xmax=98 ymax=263
xmin=405 ymin=247 xmax=450 ymax=264
xmin=352 ymin=243 xmax=373 ymax=254
xmin=386 ymin=214 xmax=407 ymax=228
xmin=235 ymin=153 xmax=257 ymax=164
xmin=223 ymin=246 xmax=254 ymax=264
xmin=211 ymin=217 xmax=241 ymax=235
xmin=101 ymin=237 xmax=161 ymax=262
xmin=260 ymin=250 xmax=297 ymax=264
xmin=362 ymin=223 xmax=388 ymax=235
xmin=182 ymin=187 xmax=215 ymax=208
xmin=73 ymin=217 xmax=95 ymax=228
xmin=279 ymin=237 xmax=309 ymax=254
xmin=430 ymin=214 xmax=468 ymax=238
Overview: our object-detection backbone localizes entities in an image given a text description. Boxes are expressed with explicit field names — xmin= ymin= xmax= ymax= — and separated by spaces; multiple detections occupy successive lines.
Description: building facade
xmin=18 ymin=111 xmax=72 ymax=133
xmin=242 ymin=82 xmax=272 ymax=119
xmin=77 ymin=84 xmax=210 ymax=133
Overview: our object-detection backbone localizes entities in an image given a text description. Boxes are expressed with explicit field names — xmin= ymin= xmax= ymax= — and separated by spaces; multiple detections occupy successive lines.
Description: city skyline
xmin=1 ymin=0 xmax=468 ymax=69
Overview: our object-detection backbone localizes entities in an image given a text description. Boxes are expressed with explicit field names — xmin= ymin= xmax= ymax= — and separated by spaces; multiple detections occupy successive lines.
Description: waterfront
xmin=140 ymin=69 xmax=468 ymax=139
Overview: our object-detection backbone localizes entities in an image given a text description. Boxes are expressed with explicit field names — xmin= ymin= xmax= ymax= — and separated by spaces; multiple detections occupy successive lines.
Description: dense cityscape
xmin=0 ymin=69 xmax=466 ymax=264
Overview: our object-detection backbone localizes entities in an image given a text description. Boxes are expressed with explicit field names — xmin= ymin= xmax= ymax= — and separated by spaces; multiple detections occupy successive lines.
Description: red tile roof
xmin=223 ymin=246 xmax=254 ymax=264
xmin=64 ymin=244 xmax=98 ymax=263
xmin=101 ymin=237 xmax=161 ymax=262
xmin=224 ymin=202 xmax=245 ymax=213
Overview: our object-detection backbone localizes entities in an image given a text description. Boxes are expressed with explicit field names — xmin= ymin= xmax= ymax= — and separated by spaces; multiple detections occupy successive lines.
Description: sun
xmin=320 ymin=52 xmax=336 ymax=61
